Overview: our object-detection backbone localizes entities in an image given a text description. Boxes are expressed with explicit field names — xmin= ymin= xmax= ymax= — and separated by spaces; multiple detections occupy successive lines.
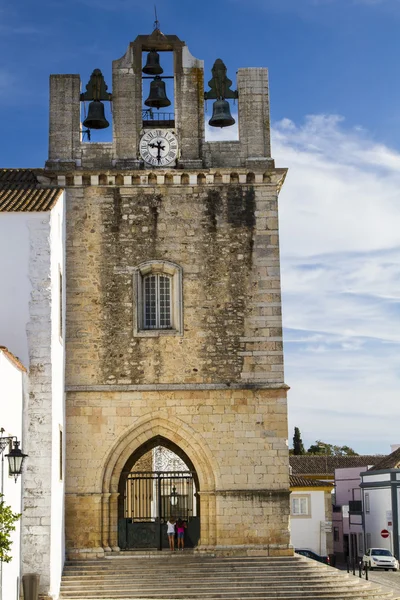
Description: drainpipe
xmin=391 ymin=473 xmax=399 ymax=559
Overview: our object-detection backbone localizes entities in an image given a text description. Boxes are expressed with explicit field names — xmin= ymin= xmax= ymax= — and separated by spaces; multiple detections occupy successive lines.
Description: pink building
xmin=334 ymin=463 xmax=377 ymax=562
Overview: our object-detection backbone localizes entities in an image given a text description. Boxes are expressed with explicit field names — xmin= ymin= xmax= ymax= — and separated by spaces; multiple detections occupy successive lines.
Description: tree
xmin=0 ymin=495 xmax=21 ymax=563
xmin=307 ymin=440 xmax=358 ymax=456
xmin=292 ymin=427 xmax=306 ymax=455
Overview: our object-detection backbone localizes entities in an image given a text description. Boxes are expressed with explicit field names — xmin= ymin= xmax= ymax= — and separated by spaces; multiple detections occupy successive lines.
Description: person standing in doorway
xmin=176 ymin=518 xmax=187 ymax=551
xmin=167 ymin=518 xmax=176 ymax=551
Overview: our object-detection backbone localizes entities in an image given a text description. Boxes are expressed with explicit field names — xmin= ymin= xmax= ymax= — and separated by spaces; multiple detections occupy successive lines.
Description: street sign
xmin=381 ymin=529 xmax=390 ymax=538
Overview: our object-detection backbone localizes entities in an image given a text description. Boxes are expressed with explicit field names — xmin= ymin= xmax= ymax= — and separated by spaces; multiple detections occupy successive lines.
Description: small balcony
xmin=142 ymin=109 xmax=175 ymax=129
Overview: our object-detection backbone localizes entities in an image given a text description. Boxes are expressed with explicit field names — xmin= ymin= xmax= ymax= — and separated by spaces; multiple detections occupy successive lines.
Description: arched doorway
xmin=117 ymin=435 xmax=200 ymax=550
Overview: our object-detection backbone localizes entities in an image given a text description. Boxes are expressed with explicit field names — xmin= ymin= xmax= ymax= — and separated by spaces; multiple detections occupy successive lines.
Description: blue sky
xmin=1 ymin=0 xmax=400 ymax=454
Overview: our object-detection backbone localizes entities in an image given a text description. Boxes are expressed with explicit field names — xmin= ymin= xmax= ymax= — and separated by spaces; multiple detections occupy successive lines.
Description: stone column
xmin=237 ymin=68 xmax=273 ymax=168
xmin=47 ymin=74 xmax=81 ymax=168
xmin=175 ymin=46 xmax=204 ymax=168
xmin=102 ymin=493 xmax=112 ymax=551
xmin=109 ymin=492 xmax=120 ymax=551
xmin=197 ymin=490 xmax=216 ymax=549
xmin=112 ymin=46 xmax=142 ymax=168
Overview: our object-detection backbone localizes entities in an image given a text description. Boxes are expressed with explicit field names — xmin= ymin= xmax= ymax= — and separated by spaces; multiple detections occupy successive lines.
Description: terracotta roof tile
xmin=369 ymin=447 xmax=400 ymax=471
xmin=0 ymin=169 xmax=62 ymax=212
xmin=289 ymin=455 xmax=384 ymax=476
xmin=0 ymin=346 xmax=27 ymax=372
xmin=290 ymin=475 xmax=333 ymax=488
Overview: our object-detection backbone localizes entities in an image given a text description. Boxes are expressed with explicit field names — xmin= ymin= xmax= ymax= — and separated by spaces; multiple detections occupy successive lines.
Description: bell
xmin=142 ymin=50 xmax=163 ymax=75
xmin=82 ymin=100 xmax=109 ymax=130
xmin=144 ymin=76 xmax=171 ymax=109
xmin=209 ymin=99 xmax=235 ymax=128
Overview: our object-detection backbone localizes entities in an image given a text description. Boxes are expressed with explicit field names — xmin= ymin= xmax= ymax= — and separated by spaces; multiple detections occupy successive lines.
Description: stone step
xmin=60 ymin=585 xmax=372 ymax=595
xmin=59 ymin=555 xmax=396 ymax=600
xmin=62 ymin=562 xmax=326 ymax=572
xmin=62 ymin=567 xmax=329 ymax=576
xmin=61 ymin=588 xmax=394 ymax=600
xmin=64 ymin=560 xmax=306 ymax=568
xmin=60 ymin=578 xmax=365 ymax=589
xmin=61 ymin=575 xmax=347 ymax=584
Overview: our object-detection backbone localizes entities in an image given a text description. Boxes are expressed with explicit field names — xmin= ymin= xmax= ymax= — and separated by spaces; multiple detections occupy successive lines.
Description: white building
xmin=0 ymin=347 xmax=27 ymax=600
xmin=361 ymin=449 xmax=400 ymax=559
xmin=289 ymin=476 xmax=334 ymax=556
xmin=0 ymin=169 xmax=65 ymax=600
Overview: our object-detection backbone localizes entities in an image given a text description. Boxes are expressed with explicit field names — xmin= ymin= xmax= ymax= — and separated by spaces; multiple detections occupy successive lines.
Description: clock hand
xmin=149 ymin=140 xmax=165 ymax=163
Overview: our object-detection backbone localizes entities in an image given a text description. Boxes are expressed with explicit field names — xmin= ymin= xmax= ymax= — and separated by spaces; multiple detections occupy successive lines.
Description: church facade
xmin=1 ymin=26 xmax=290 ymax=599
xmin=51 ymin=29 xmax=290 ymax=559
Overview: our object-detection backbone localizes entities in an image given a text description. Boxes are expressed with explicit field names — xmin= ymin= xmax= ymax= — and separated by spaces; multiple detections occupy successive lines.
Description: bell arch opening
xmin=117 ymin=435 xmax=200 ymax=551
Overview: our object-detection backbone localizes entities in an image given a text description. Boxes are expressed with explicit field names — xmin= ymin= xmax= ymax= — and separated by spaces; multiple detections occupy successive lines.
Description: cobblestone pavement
xmin=339 ymin=565 xmax=400 ymax=597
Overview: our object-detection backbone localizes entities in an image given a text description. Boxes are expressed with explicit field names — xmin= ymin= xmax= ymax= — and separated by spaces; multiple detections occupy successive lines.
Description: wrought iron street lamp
xmin=5 ymin=440 xmax=28 ymax=482
xmin=0 ymin=430 xmax=28 ymax=483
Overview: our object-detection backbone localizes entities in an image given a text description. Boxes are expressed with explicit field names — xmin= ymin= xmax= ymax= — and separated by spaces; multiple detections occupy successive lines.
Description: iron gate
xmin=118 ymin=471 xmax=200 ymax=550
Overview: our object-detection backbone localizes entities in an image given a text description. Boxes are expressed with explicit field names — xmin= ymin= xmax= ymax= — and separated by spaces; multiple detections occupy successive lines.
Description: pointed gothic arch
xmin=99 ymin=414 xmax=217 ymax=551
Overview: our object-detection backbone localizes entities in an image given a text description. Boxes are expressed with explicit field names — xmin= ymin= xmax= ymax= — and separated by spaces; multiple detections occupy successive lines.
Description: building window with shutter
xmin=134 ymin=261 xmax=183 ymax=337
xmin=291 ymin=495 xmax=311 ymax=518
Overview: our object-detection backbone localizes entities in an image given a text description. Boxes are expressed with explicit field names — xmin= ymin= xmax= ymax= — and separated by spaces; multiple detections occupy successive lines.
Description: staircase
xmin=59 ymin=553 xmax=398 ymax=600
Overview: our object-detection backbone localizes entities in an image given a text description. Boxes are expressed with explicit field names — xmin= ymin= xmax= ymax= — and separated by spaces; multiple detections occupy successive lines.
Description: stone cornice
xmin=40 ymin=167 xmax=288 ymax=190
xmin=66 ymin=382 xmax=290 ymax=392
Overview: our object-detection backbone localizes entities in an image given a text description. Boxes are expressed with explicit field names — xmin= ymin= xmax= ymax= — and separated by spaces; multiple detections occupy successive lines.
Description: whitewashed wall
xmin=290 ymin=490 xmax=327 ymax=555
xmin=0 ymin=196 xmax=65 ymax=599
xmin=49 ymin=197 xmax=65 ymax=598
xmin=363 ymin=475 xmax=393 ymax=553
xmin=0 ymin=214 xmax=32 ymax=366
xmin=0 ymin=350 xmax=26 ymax=600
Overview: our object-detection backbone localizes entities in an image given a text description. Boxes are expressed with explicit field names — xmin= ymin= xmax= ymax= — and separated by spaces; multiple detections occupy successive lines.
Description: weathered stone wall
xmin=65 ymin=180 xmax=284 ymax=387
xmin=64 ymin=175 xmax=290 ymax=556
xmin=65 ymin=387 xmax=289 ymax=554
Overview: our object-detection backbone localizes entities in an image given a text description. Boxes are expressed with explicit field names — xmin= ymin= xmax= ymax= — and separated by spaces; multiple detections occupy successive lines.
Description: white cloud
xmin=272 ymin=115 xmax=400 ymax=454
xmin=208 ymin=112 xmax=400 ymax=454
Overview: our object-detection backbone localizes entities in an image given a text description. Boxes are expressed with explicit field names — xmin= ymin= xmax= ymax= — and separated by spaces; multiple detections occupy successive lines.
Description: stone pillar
xmin=175 ymin=46 xmax=204 ymax=168
xmin=101 ymin=493 xmax=112 ymax=551
xmin=237 ymin=68 xmax=272 ymax=167
xmin=197 ymin=490 xmax=216 ymax=549
xmin=47 ymin=74 xmax=81 ymax=168
xmin=109 ymin=492 xmax=120 ymax=551
xmin=112 ymin=46 xmax=142 ymax=168
xmin=22 ymin=215 xmax=53 ymax=595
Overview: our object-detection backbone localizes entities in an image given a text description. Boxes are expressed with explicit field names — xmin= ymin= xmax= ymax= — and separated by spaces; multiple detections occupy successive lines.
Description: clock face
xmin=139 ymin=130 xmax=178 ymax=167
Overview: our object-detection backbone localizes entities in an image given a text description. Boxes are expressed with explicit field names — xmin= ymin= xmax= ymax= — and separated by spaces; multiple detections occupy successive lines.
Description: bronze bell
xmin=143 ymin=50 xmax=163 ymax=75
xmin=209 ymin=99 xmax=235 ymax=128
xmin=82 ymin=100 xmax=109 ymax=130
xmin=144 ymin=76 xmax=171 ymax=109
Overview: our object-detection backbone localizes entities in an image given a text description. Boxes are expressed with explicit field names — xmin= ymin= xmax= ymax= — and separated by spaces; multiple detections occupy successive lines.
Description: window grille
xmin=143 ymin=274 xmax=172 ymax=329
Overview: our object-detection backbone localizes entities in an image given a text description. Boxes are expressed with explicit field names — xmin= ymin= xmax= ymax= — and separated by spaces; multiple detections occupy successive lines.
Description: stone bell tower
xmin=46 ymin=26 xmax=290 ymax=558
